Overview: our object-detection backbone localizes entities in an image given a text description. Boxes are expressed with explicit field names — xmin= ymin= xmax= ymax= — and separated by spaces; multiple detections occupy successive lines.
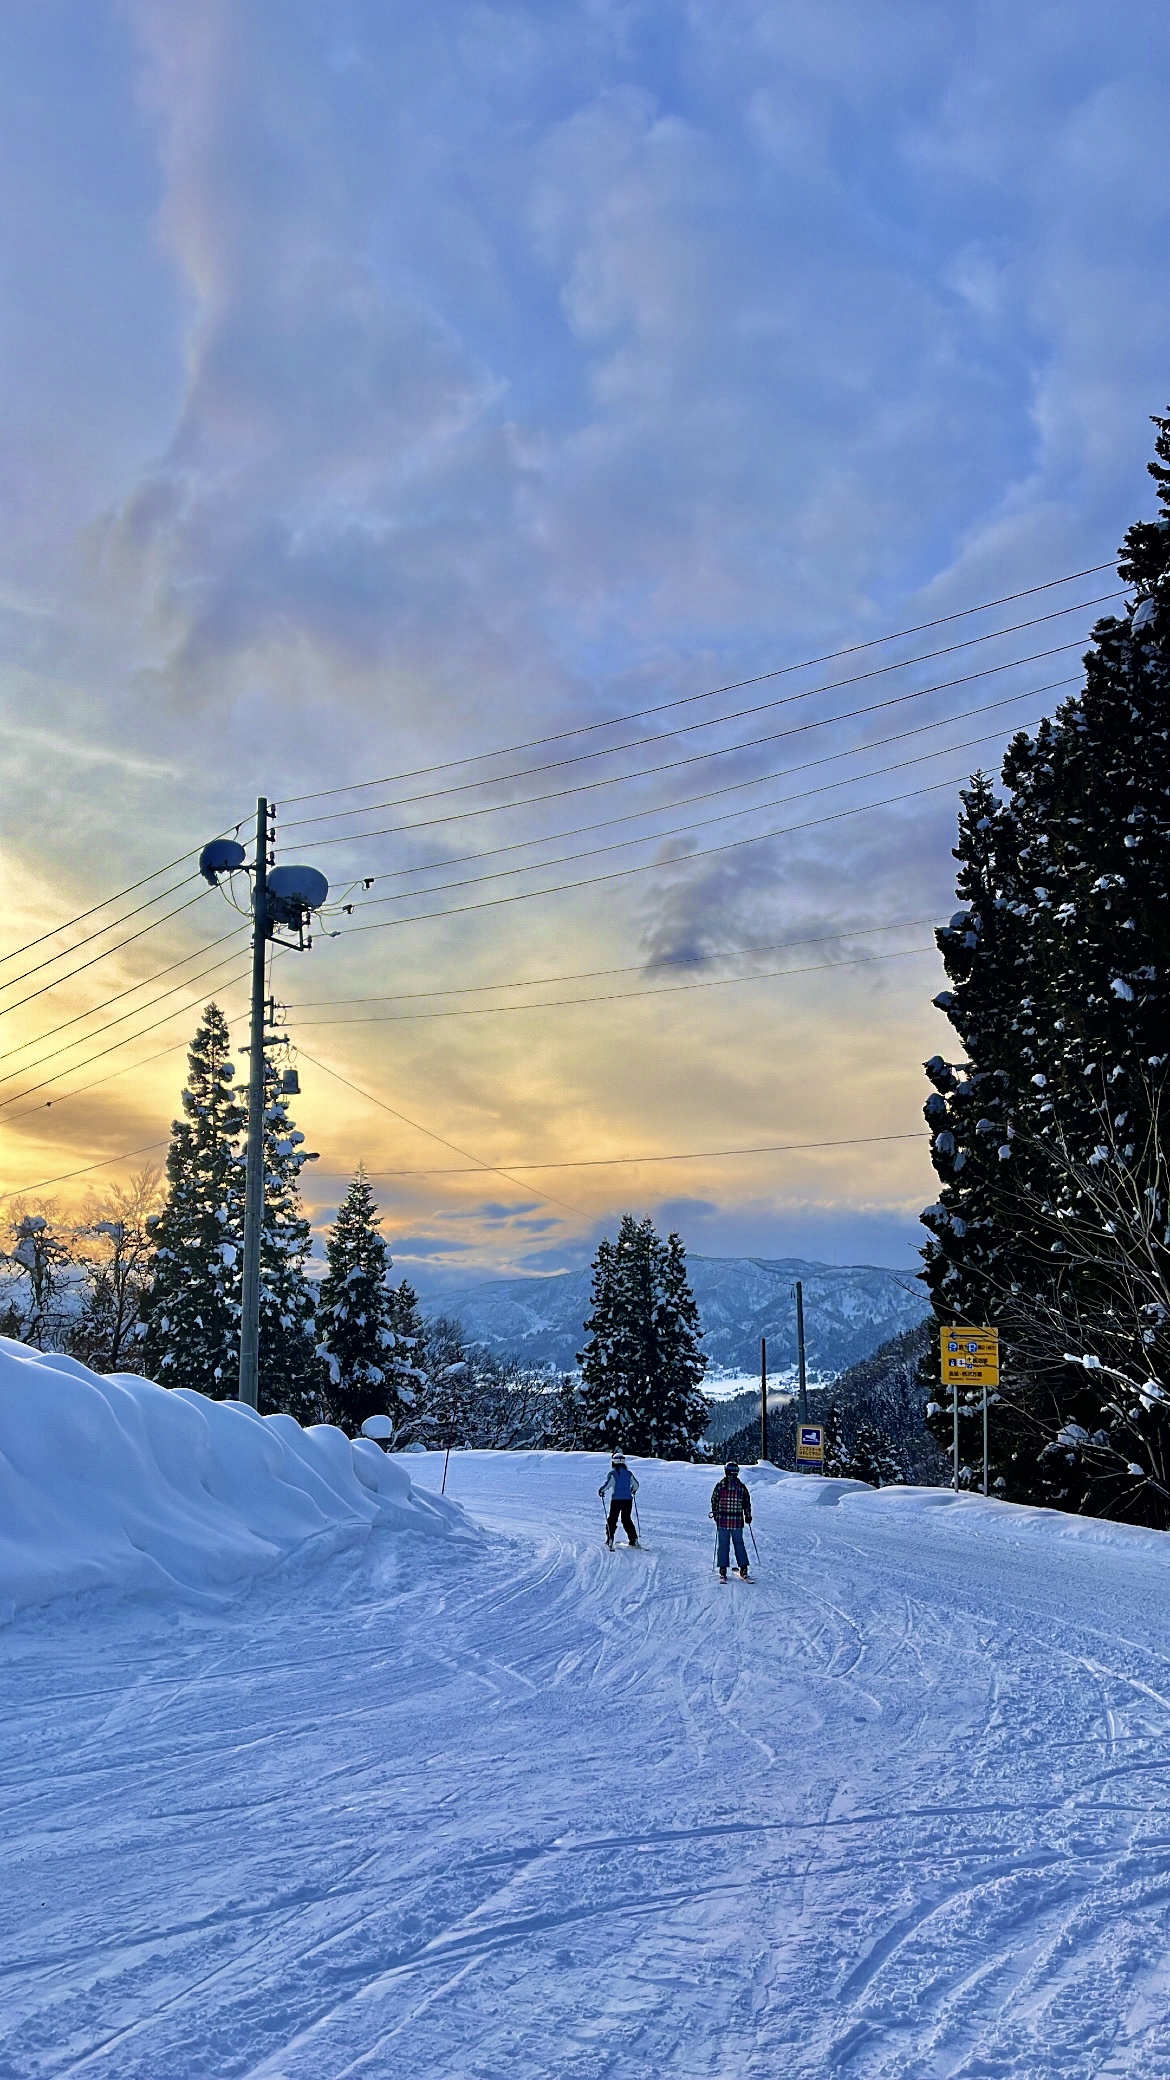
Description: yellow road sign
xmin=941 ymin=1327 xmax=999 ymax=1387
xmin=796 ymin=1423 xmax=825 ymax=1463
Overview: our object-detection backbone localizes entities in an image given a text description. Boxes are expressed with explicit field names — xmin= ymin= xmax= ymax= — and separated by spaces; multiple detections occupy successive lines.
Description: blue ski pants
xmin=716 ymin=1525 xmax=749 ymax=1571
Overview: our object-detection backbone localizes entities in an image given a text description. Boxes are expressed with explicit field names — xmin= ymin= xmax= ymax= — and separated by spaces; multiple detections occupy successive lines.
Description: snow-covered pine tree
xmin=253 ymin=1061 xmax=325 ymax=1422
xmin=842 ymin=1421 xmax=904 ymax=1488
xmin=919 ymin=770 xmax=1054 ymax=1489
xmin=389 ymin=1274 xmax=427 ymax=1387
xmin=140 ymin=1005 xmax=245 ymax=1394
xmin=418 ymin=1314 xmax=473 ymax=1448
xmin=316 ymin=1166 xmax=424 ymax=1436
xmin=576 ymin=1214 xmax=709 ymax=1457
xmin=921 ymin=414 xmax=1170 ymax=1521
xmin=545 ymin=1371 xmax=589 ymax=1449
xmin=822 ymin=1402 xmax=847 ymax=1477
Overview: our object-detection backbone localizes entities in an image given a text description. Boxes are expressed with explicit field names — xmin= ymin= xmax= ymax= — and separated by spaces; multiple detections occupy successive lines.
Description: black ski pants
xmin=606 ymin=1498 xmax=637 ymax=1544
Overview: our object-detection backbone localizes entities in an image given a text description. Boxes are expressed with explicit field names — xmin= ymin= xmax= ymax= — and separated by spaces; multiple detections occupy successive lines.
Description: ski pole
xmin=633 ymin=1498 xmax=642 ymax=1541
xmin=749 ymin=1524 xmax=760 ymax=1566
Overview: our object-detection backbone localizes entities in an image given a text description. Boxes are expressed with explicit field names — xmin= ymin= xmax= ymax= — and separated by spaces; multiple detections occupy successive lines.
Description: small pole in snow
xmin=982 ymin=1382 xmax=989 ymax=1496
xmin=759 ymin=1335 xmax=767 ymax=1463
xmin=795 ymin=1281 xmax=808 ymax=1424
xmin=953 ymin=1389 xmax=959 ymax=1491
xmin=441 ymin=1444 xmax=452 ymax=1495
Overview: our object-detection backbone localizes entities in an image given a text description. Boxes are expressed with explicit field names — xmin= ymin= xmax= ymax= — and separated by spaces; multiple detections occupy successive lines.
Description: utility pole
xmin=795 ymin=1279 xmax=808 ymax=1423
xmin=238 ymin=796 xmax=271 ymax=1410
xmin=759 ymin=1336 xmax=767 ymax=1463
xmin=198 ymin=804 xmax=329 ymax=1415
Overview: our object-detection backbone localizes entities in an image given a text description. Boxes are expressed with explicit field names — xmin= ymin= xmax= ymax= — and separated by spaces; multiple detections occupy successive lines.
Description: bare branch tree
xmin=69 ymin=1167 xmax=164 ymax=1374
xmin=962 ymin=1081 xmax=1170 ymax=1522
xmin=0 ymin=1201 xmax=74 ymax=1349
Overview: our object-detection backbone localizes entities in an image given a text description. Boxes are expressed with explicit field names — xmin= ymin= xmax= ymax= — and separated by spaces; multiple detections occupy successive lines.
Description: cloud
xmin=4 ymin=1 xmax=1170 ymax=1276
xmin=656 ymin=1198 xmax=719 ymax=1223
xmin=386 ymin=1234 xmax=473 ymax=1257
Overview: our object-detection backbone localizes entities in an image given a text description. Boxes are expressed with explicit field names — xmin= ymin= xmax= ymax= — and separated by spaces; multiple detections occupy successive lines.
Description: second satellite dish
xmin=267 ymin=865 xmax=330 ymax=912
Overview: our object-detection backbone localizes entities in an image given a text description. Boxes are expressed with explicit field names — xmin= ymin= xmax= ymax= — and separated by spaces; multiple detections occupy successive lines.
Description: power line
xmin=0 ymin=870 xmax=209 ymax=1000
xmin=311 ymin=668 xmax=1076 ymax=870
xmin=5 ymin=958 xmax=269 ymax=1126
xmin=0 ymin=887 xmax=216 ymax=1018
xmin=0 ymin=1141 xmax=171 ymax=1205
xmin=294 ymin=627 xmax=1093 ymax=851
xmin=278 ymin=561 xmax=1116 ymax=809
xmin=360 ymin=1130 xmax=927 ymax=1180
xmin=0 ymin=943 xmax=251 ymax=1096
xmin=286 ymin=941 xmax=936 ymax=1027
xmin=335 ymin=680 xmax=1070 ymax=903
xmin=283 ymin=912 xmax=947 ymax=1007
xmin=4 ymin=1035 xmax=201 ymax=1126
xmin=330 ymin=718 xmax=1040 ymax=920
xmin=336 ymin=767 xmax=984 ymax=936
xmin=0 ymin=962 xmax=255 ymax=1111
xmin=0 ymin=821 xmax=243 ymax=972
xmin=293 ymin=1047 xmax=590 ymax=1219
xmin=283 ymin=596 xmax=1115 ymax=836
xmin=0 ymin=928 xmax=248 ymax=1071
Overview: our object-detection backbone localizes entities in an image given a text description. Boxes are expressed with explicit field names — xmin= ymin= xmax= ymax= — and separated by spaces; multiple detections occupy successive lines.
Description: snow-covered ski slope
xmin=6 ymin=1448 xmax=1170 ymax=2076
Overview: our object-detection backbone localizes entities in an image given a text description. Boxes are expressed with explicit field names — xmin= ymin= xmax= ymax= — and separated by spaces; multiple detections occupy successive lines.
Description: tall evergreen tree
xmin=316 ymin=1167 xmax=424 ymax=1435
xmin=140 ymin=1005 xmax=244 ymax=1395
xmin=843 ymin=1421 xmax=904 ymax=1489
xmin=417 ymin=1315 xmax=473 ymax=1448
xmin=822 ymin=1402 xmax=847 ymax=1478
xmin=141 ymin=1011 xmax=324 ymax=1416
xmin=921 ymin=414 xmax=1170 ymax=1520
xmin=253 ymin=1060 xmax=324 ymax=1421
xmin=576 ymin=1214 xmax=709 ymax=1457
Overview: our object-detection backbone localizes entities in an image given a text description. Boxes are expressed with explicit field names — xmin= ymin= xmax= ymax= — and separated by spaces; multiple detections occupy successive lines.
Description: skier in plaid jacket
xmin=710 ymin=1462 xmax=752 ymax=1580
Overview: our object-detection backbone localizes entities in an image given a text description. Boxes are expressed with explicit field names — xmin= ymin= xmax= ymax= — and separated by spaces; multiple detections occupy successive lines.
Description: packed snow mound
xmin=0 ymin=1338 xmax=473 ymax=1622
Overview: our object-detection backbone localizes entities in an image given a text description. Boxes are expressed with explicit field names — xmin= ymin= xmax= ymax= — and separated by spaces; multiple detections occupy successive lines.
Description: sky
xmin=2 ymin=0 xmax=1170 ymax=1292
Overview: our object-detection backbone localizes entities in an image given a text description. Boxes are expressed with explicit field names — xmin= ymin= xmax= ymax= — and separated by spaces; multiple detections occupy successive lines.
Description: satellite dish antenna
xmin=266 ymin=865 xmax=330 ymax=927
xmin=199 ymin=838 xmax=248 ymax=885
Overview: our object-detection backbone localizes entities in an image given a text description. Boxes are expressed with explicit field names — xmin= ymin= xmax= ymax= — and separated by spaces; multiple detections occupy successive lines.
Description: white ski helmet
xmin=612 ymin=1451 xmax=625 ymax=1463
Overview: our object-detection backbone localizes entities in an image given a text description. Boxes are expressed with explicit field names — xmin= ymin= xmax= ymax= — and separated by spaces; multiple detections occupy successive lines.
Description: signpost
xmin=941 ymin=1328 xmax=999 ymax=1494
xmin=796 ymin=1422 xmax=824 ymax=1470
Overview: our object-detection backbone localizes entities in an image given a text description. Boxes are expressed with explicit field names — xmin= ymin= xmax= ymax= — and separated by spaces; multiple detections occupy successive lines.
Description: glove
xmin=598 ymin=1487 xmax=605 ymax=1497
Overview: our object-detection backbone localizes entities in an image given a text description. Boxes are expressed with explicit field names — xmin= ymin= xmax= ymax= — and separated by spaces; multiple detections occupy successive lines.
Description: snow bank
xmin=0 ymin=1338 xmax=473 ymax=1622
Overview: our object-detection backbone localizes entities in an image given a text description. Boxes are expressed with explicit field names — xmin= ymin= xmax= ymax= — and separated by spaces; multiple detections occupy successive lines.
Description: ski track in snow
xmin=4 ymin=1454 xmax=1170 ymax=2078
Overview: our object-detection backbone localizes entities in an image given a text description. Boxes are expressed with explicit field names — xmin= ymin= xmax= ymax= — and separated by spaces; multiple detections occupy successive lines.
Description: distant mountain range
xmin=428 ymin=1255 xmax=930 ymax=1382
